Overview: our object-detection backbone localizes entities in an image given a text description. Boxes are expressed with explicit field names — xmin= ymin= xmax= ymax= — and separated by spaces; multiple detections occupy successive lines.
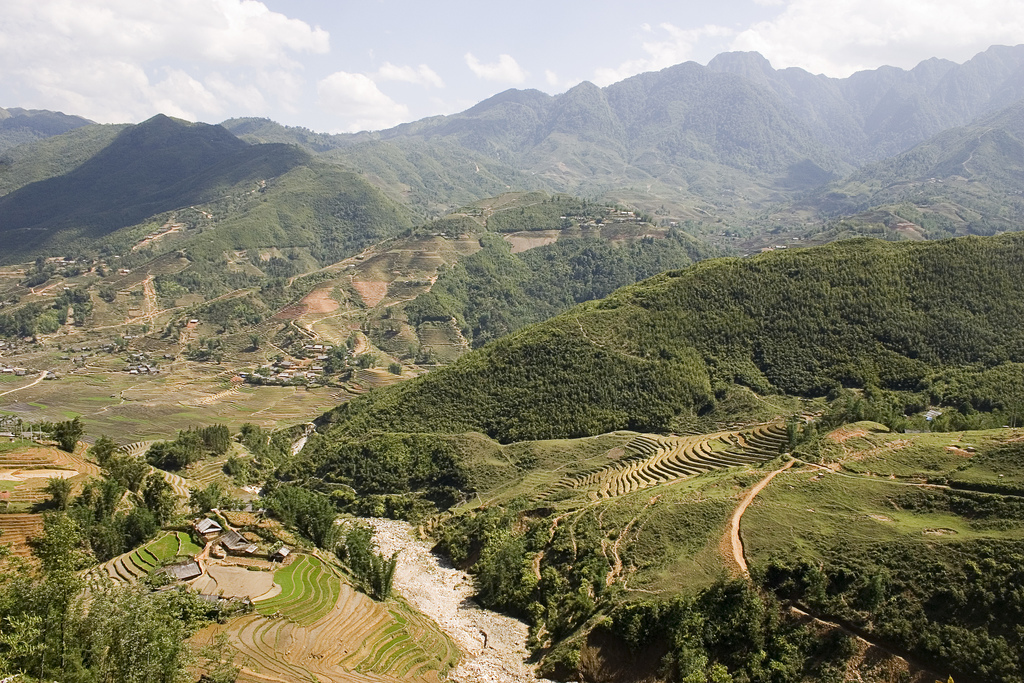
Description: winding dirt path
xmin=366 ymin=518 xmax=555 ymax=683
xmin=0 ymin=371 xmax=47 ymax=398
xmin=726 ymin=459 xmax=794 ymax=576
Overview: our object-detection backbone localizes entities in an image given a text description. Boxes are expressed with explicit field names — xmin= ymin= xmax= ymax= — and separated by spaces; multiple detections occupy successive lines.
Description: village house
xmin=163 ymin=561 xmax=202 ymax=582
xmin=219 ymin=529 xmax=258 ymax=556
xmin=194 ymin=517 xmax=222 ymax=539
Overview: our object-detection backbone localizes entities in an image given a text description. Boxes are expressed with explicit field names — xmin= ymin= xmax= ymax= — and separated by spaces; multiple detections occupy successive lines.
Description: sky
xmin=2 ymin=0 xmax=1023 ymax=134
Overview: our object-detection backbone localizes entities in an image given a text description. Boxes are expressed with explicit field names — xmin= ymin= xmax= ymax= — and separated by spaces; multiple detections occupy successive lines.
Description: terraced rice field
xmin=200 ymin=577 xmax=458 ymax=683
xmin=350 ymin=369 xmax=406 ymax=393
xmin=340 ymin=602 xmax=459 ymax=681
xmin=556 ymin=423 xmax=790 ymax=500
xmin=256 ymin=555 xmax=342 ymax=626
xmin=0 ymin=513 xmax=43 ymax=557
xmin=118 ymin=440 xmax=155 ymax=458
xmin=0 ymin=443 xmax=100 ymax=476
xmin=161 ymin=469 xmax=193 ymax=499
xmin=119 ymin=442 xmax=195 ymax=501
xmin=0 ymin=443 xmax=100 ymax=512
xmin=93 ymin=531 xmax=200 ymax=585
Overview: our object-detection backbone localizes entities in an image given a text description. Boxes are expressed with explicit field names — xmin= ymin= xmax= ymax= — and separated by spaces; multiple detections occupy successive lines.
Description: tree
xmin=79 ymin=586 xmax=194 ymax=683
xmin=30 ymin=512 xmax=88 ymax=678
xmin=143 ymin=475 xmax=177 ymax=524
xmin=190 ymin=483 xmax=223 ymax=514
xmin=104 ymin=454 xmax=149 ymax=492
xmin=88 ymin=435 xmax=118 ymax=467
xmin=200 ymin=632 xmax=240 ymax=683
xmin=44 ymin=477 xmax=73 ymax=511
xmin=50 ymin=417 xmax=83 ymax=452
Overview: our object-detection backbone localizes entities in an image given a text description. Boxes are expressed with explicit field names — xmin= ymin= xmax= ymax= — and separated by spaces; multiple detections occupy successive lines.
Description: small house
xmin=270 ymin=546 xmax=291 ymax=562
xmin=163 ymin=561 xmax=203 ymax=582
xmin=220 ymin=529 xmax=258 ymax=555
xmin=195 ymin=518 xmax=222 ymax=536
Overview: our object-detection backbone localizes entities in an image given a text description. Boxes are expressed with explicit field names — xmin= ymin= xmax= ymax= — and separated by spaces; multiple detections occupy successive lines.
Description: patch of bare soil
xmin=504 ymin=232 xmax=560 ymax=254
xmin=0 ymin=469 xmax=77 ymax=481
xmin=301 ymin=287 xmax=340 ymax=315
xmin=366 ymin=518 xmax=555 ymax=683
xmin=351 ymin=278 xmax=389 ymax=308
xmin=273 ymin=302 xmax=308 ymax=320
xmin=827 ymin=428 xmax=869 ymax=443
xmin=203 ymin=564 xmax=276 ymax=599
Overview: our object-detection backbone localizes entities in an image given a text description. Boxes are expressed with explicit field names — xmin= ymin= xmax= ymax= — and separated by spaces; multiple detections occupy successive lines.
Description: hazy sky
xmin=2 ymin=0 xmax=1022 ymax=133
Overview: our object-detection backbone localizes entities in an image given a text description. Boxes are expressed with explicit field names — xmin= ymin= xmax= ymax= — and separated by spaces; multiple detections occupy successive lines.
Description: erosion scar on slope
xmin=728 ymin=458 xmax=794 ymax=576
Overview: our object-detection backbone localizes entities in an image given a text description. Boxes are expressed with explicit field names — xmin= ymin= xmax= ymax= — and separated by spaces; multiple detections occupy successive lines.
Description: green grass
xmin=176 ymin=531 xmax=202 ymax=556
xmin=255 ymin=555 xmax=341 ymax=626
xmin=146 ymin=532 xmax=181 ymax=562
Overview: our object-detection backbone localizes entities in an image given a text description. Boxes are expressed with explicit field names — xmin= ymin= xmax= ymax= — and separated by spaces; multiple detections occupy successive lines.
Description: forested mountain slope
xmin=0 ymin=106 xmax=94 ymax=152
xmin=218 ymin=46 xmax=1024 ymax=231
xmin=805 ymin=99 xmax=1024 ymax=237
xmin=0 ymin=114 xmax=414 ymax=264
xmin=404 ymin=229 xmax=719 ymax=348
xmin=323 ymin=233 xmax=1024 ymax=442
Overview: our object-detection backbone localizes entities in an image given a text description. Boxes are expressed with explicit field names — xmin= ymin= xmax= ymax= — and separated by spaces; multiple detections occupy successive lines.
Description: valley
xmin=2 ymin=42 xmax=1024 ymax=683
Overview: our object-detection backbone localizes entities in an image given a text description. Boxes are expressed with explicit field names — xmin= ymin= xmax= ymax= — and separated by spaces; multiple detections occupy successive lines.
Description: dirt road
xmin=0 ymin=371 xmax=47 ymax=398
xmin=726 ymin=459 xmax=795 ymax=576
xmin=367 ymin=518 xmax=555 ymax=683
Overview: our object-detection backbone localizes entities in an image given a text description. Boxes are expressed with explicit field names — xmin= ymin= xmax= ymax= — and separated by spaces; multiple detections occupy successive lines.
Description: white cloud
xmin=375 ymin=62 xmax=444 ymax=88
xmin=0 ymin=0 xmax=328 ymax=122
xmin=594 ymin=23 xmax=734 ymax=85
xmin=543 ymin=69 xmax=582 ymax=93
xmin=317 ymin=71 xmax=410 ymax=133
xmin=731 ymin=0 xmax=1024 ymax=77
xmin=464 ymin=53 xmax=528 ymax=83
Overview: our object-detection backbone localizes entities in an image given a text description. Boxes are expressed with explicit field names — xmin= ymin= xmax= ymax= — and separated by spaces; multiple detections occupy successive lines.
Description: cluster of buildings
xmin=193 ymin=517 xmax=290 ymax=562
xmin=244 ymin=351 xmax=335 ymax=385
xmin=123 ymin=352 xmax=160 ymax=375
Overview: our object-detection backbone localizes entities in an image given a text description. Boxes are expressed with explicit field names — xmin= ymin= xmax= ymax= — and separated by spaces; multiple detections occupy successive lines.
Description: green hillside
xmin=0 ymin=115 xmax=415 ymax=265
xmin=405 ymin=229 xmax=718 ymax=348
xmin=0 ymin=106 xmax=94 ymax=153
xmin=323 ymin=233 xmax=1024 ymax=442
xmin=0 ymin=122 xmax=127 ymax=196
xmin=0 ymin=115 xmax=304 ymax=259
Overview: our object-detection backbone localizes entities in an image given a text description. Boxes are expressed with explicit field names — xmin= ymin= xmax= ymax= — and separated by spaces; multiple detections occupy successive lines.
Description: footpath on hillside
xmin=726 ymin=458 xmax=795 ymax=575
xmin=367 ymin=518 xmax=555 ymax=683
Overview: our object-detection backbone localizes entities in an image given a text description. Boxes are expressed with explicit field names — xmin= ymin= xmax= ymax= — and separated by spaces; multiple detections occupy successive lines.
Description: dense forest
xmin=405 ymin=230 xmax=717 ymax=347
xmin=322 ymin=233 xmax=1024 ymax=442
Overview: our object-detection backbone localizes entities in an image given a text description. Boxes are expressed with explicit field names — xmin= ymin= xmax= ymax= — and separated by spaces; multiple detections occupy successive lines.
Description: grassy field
xmin=0 ymin=363 xmax=345 ymax=442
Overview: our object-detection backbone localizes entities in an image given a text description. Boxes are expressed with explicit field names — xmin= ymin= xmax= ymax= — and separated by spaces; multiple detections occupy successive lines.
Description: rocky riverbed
xmin=366 ymin=518 xmax=555 ymax=683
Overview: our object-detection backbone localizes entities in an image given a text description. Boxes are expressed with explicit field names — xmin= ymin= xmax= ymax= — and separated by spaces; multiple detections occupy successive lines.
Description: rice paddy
xmin=196 ymin=553 xmax=460 ymax=683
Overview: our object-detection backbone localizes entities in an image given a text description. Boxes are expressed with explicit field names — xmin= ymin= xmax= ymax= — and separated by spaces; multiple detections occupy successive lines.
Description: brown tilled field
xmin=0 ymin=513 xmax=43 ymax=557
xmin=301 ymin=287 xmax=341 ymax=315
xmin=0 ymin=443 xmax=100 ymax=514
xmin=202 ymin=565 xmax=276 ymax=599
xmin=504 ymin=230 xmax=561 ymax=253
xmin=351 ymin=279 xmax=389 ymax=308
